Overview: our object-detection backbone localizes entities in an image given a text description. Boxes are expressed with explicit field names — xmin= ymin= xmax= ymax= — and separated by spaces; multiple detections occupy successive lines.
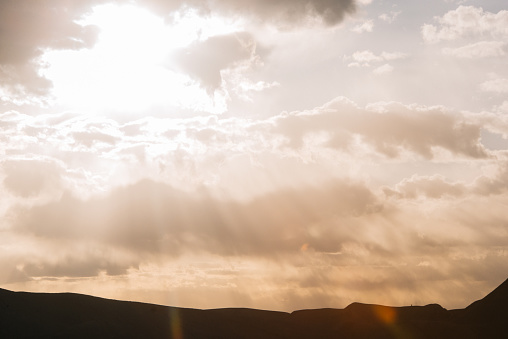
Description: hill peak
xmin=483 ymin=277 xmax=508 ymax=301
xmin=464 ymin=277 xmax=508 ymax=323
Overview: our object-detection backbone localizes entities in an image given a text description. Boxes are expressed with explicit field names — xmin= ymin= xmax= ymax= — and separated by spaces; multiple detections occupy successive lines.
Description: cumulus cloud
xmin=348 ymin=50 xmax=382 ymax=65
xmin=0 ymin=63 xmax=53 ymax=105
xmin=497 ymin=101 xmax=508 ymax=113
xmin=379 ymin=11 xmax=401 ymax=23
xmin=0 ymin=110 xmax=265 ymax=199
xmin=480 ymin=78 xmax=508 ymax=94
xmin=231 ymin=0 xmax=356 ymax=26
xmin=0 ymin=0 xmax=104 ymax=97
xmin=384 ymin=175 xmax=466 ymax=200
xmin=271 ymin=98 xmax=488 ymax=159
xmin=384 ymin=161 xmax=508 ymax=201
xmin=3 ymin=98 xmax=494 ymax=212
xmin=373 ymin=63 xmax=393 ymax=74
xmin=422 ymin=6 xmax=508 ymax=43
xmin=0 ymin=0 xmax=101 ymax=65
xmin=0 ymin=98 xmax=496 ymax=202
xmin=171 ymin=32 xmax=257 ymax=92
xmin=351 ymin=19 xmax=374 ymax=33
xmin=472 ymin=161 xmax=508 ymax=196
xmin=144 ymin=0 xmax=356 ymax=26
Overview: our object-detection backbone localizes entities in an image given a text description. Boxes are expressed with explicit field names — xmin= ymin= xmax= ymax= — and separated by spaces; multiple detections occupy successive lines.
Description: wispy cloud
xmin=351 ymin=19 xmax=374 ymax=33
xmin=443 ymin=41 xmax=506 ymax=58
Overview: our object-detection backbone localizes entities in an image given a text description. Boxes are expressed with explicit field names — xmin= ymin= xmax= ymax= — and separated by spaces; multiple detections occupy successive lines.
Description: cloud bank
xmin=2 ymin=94 xmax=508 ymax=309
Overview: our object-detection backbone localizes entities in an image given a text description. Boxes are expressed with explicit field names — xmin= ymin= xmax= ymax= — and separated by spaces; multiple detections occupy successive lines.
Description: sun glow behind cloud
xmin=41 ymin=4 xmax=243 ymax=115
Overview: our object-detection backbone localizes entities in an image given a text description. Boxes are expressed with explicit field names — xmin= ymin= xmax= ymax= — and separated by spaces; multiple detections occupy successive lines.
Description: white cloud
xmin=2 ymin=95 xmax=508 ymax=310
xmin=379 ymin=11 xmax=401 ymax=23
xmin=497 ymin=101 xmax=508 ymax=113
xmin=2 ymin=158 xmax=66 ymax=198
xmin=346 ymin=50 xmax=407 ymax=67
xmin=443 ymin=41 xmax=506 ymax=58
xmin=351 ymin=20 xmax=374 ymax=33
xmin=373 ymin=63 xmax=394 ymax=74
xmin=386 ymin=174 xmax=466 ymax=200
xmin=380 ymin=51 xmax=408 ymax=60
xmin=480 ymin=78 xmax=508 ymax=94
xmin=350 ymin=50 xmax=381 ymax=64
xmin=271 ymin=98 xmax=488 ymax=159
xmin=422 ymin=6 xmax=508 ymax=43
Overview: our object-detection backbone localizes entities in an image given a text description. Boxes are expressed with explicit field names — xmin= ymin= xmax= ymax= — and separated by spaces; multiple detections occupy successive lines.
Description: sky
xmin=1 ymin=0 xmax=508 ymax=312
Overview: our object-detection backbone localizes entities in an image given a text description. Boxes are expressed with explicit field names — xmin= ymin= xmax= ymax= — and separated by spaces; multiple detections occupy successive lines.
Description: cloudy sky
xmin=1 ymin=0 xmax=508 ymax=311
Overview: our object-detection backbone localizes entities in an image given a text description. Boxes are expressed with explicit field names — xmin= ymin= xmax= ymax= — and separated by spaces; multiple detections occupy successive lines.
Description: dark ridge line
xmin=1 ymin=277 xmax=507 ymax=338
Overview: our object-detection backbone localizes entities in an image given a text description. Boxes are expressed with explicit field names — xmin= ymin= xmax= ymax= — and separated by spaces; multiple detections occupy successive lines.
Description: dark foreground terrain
xmin=1 ymin=278 xmax=508 ymax=338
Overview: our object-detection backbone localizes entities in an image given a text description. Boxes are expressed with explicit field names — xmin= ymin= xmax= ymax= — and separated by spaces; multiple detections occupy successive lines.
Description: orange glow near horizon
xmin=373 ymin=305 xmax=397 ymax=325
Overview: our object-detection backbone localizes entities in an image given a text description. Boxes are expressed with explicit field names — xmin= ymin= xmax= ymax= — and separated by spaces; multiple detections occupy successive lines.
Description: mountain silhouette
xmin=1 ymin=278 xmax=508 ymax=338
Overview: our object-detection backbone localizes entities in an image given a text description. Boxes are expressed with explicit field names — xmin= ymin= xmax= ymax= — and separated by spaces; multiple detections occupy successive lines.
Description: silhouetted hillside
xmin=1 ymin=278 xmax=508 ymax=338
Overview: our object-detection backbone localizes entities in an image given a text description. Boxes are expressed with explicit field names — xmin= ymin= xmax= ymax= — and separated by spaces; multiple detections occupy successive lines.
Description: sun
xmin=40 ymin=3 xmax=236 ymax=115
